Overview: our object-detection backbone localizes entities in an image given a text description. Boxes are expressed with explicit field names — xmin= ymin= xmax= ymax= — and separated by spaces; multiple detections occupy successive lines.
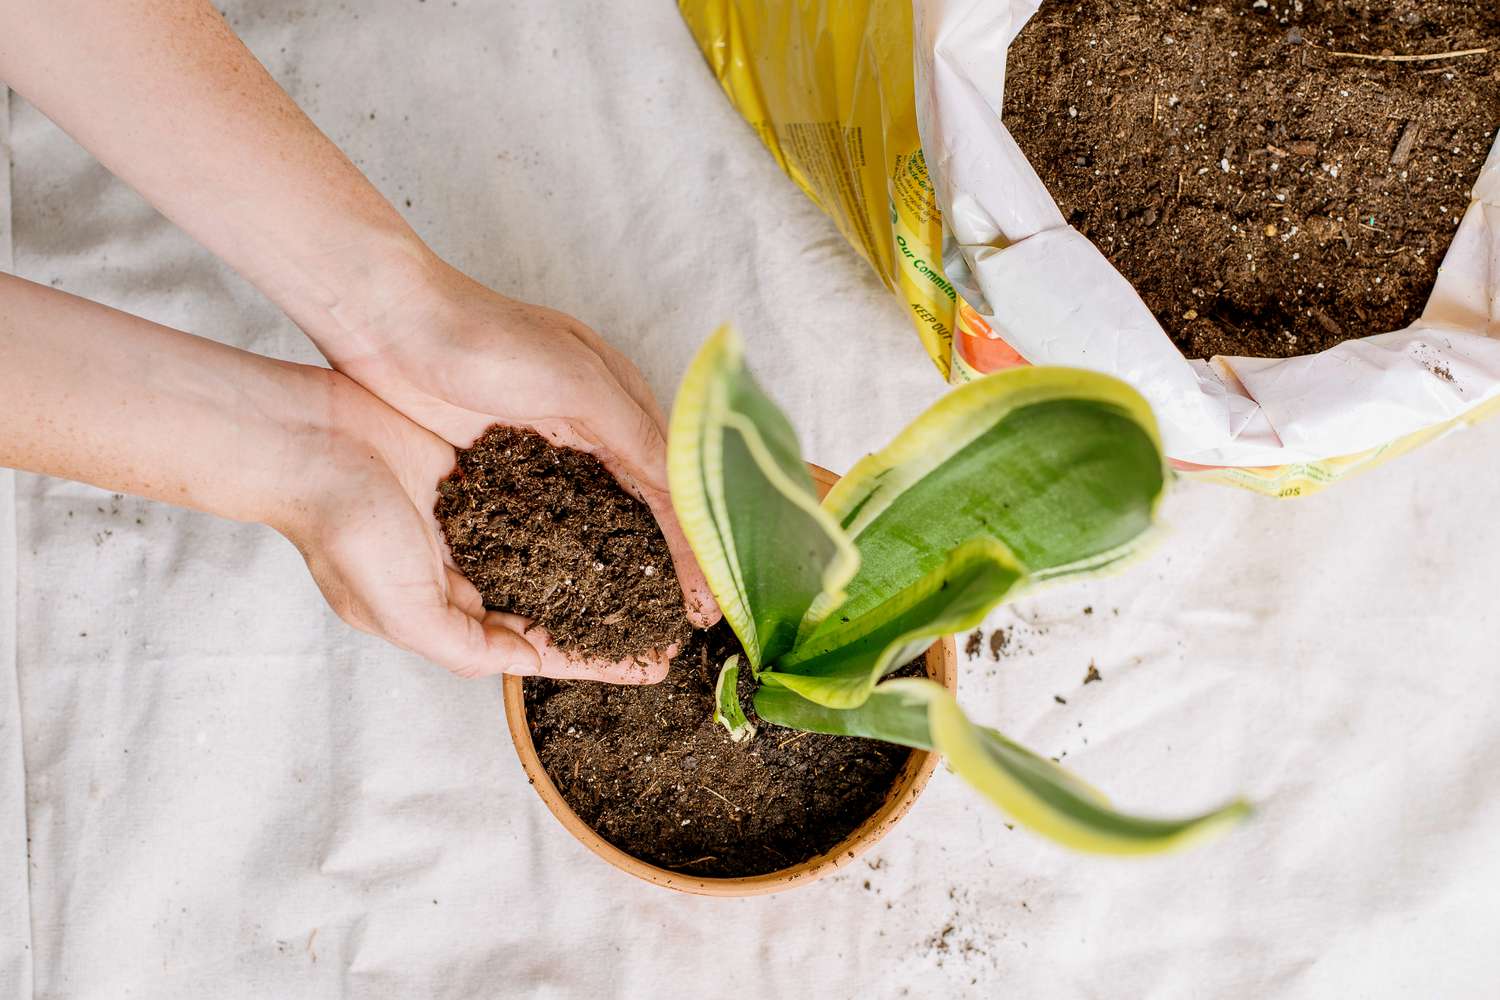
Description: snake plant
xmin=667 ymin=327 xmax=1248 ymax=854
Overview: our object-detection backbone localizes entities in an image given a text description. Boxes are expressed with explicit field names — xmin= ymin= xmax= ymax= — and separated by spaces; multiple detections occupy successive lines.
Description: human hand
xmin=0 ymin=0 xmax=709 ymax=672
xmin=276 ymin=370 xmax=675 ymax=683
xmin=0 ymin=272 xmax=663 ymax=681
xmin=319 ymin=255 xmax=720 ymax=632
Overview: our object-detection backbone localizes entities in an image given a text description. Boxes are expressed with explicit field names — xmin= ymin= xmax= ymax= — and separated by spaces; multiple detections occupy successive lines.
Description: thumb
xmin=492 ymin=613 xmax=674 ymax=685
xmin=396 ymin=602 xmax=543 ymax=679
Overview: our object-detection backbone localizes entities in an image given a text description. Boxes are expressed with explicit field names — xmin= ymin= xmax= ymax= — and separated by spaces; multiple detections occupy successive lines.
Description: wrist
xmin=258 ymin=364 xmax=441 ymax=548
xmin=250 ymin=363 xmax=364 ymax=539
xmin=292 ymin=231 xmax=448 ymax=369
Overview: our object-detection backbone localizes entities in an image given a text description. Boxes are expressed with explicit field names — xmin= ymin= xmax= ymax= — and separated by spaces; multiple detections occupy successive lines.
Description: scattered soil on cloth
xmin=1005 ymin=1 xmax=1499 ymax=358
xmin=434 ymin=425 xmax=693 ymax=664
xmin=523 ymin=623 xmax=924 ymax=878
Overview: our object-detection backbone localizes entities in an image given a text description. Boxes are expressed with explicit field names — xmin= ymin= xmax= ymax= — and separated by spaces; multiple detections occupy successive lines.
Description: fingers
xmin=445 ymin=565 xmax=486 ymax=618
xmin=390 ymin=600 xmax=542 ymax=679
xmin=492 ymin=613 xmax=673 ymax=685
xmin=442 ymin=570 xmax=678 ymax=683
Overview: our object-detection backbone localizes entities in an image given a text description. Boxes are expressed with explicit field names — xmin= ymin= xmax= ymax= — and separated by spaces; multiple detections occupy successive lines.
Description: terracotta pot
xmin=503 ymin=463 xmax=959 ymax=896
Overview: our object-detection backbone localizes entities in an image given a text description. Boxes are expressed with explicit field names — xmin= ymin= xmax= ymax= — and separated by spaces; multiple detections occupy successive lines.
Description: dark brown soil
xmin=434 ymin=425 xmax=693 ymax=662
xmin=1005 ymin=0 xmax=1498 ymax=358
xmin=523 ymin=623 xmax=923 ymax=878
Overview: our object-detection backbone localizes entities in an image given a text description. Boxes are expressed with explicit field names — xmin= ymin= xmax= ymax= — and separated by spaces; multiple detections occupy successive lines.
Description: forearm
xmin=0 ymin=272 xmax=329 ymax=527
xmin=0 ymin=0 xmax=432 ymax=362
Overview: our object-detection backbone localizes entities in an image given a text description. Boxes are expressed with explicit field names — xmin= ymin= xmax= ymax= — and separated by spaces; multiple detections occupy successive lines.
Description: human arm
xmin=0 ymin=0 xmax=717 ymax=628
xmin=0 ymin=272 xmax=669 ymax=682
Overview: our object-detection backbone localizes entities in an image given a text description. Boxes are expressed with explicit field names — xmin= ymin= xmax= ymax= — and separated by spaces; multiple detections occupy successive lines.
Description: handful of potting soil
xmin=434 ymin=426 xmax=693 ymax=663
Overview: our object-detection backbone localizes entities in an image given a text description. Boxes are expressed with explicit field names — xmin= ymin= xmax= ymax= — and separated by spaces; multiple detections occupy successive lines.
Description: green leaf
xmin=813 ymin=367 xmax=1168 ymax=632
xmin=667 ymin=327 xmax=859 ymax=667
xmin=712 ymin=655 xmax=756 ymax=743
xmin=764 ymin=537 xmax=1024 ymax=709
xmin=756 ymin=678 xmax=1250 ymax=855
xmin=754 ymin=676 xmax=937 ymax=748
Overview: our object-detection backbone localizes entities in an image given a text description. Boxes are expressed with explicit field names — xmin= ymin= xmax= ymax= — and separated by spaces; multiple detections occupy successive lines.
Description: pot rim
xmin=502 ymin=463 xmax=960 ymax=896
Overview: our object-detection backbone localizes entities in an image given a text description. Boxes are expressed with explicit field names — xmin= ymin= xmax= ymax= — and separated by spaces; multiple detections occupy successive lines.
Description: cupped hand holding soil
xmin=437 ymin=426 xmax=701 ymax=684
xmin=328 ymin=263 xmax=720 ymax=632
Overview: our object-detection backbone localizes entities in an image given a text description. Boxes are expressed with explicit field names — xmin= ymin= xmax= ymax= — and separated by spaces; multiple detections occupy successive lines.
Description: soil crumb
xmin=988 ymin=629 xmax=1010 ymax=660
xmin=435 ymin=426 xmax=692 ymax=662
xmin=965 ymin=629 xmax=985 ymax=657
xmin=1006 ymin=0 xmax=1499 ymax=358
xmin=523 ymin=624 xmax=921 ymax=878
xmin=1084 ymin=662 xmax=1102 ymax=685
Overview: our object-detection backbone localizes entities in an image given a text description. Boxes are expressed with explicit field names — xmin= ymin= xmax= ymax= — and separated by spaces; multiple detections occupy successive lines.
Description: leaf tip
xmin=712 ymin=654 xmax=757 ymax=743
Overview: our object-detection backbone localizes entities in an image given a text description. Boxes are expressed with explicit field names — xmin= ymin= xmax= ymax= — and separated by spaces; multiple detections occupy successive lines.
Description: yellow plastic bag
xmin=679 ymin=0 xmax=1001 ymax=381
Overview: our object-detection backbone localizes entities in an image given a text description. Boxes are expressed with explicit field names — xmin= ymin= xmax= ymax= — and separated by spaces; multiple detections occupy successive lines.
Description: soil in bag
xmin=436 ymin=426 xmax=916 ymax=878
xmin=1005 ymin=0 xmax=1499 ymax=359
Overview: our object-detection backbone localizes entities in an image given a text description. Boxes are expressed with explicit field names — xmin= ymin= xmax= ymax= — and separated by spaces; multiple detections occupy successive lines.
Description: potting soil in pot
xmin=1005 ymin=0 xmax=1498 ymax=359
xmin=436 ymin=426 xmax=917 ymax=878
xmin=525 ymin=628 xmax=918 ymax=878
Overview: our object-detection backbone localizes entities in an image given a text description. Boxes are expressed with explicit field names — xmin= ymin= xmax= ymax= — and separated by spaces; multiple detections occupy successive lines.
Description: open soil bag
xmin=679 ymin=0 xmax=1500 ymax=495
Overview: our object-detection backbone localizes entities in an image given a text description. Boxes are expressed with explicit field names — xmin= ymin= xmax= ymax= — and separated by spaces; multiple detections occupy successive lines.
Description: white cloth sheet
xmin=2 ymin=3 xmax=1500 ymax=997
xmin=2 ymin=80 xmax=35 ymax=1000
